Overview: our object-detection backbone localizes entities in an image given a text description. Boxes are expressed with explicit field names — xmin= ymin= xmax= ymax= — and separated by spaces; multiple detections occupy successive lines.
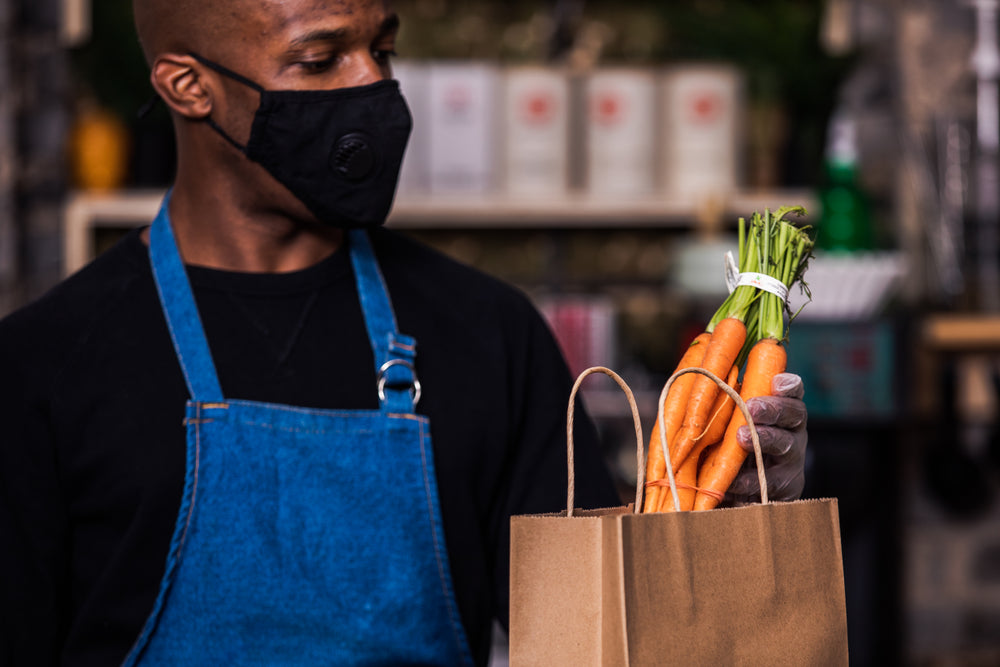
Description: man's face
xmin=205 ymin=0 xmax=398 ymax=139
xmin=198 ymin=0 xmax=401 ymax=220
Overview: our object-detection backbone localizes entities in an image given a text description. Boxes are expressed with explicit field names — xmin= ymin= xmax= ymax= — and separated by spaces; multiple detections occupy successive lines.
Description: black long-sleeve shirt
xmin=0 ymin=226 xmax=620 ymax=666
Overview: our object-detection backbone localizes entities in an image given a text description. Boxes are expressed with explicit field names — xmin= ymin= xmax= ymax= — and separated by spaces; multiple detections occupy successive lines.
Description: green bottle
xmin=816 ymin=110 xmax=874 ymax=252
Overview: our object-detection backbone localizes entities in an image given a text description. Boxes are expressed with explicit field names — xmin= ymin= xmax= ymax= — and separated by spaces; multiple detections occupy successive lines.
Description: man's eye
xmin=372 ymin=49 xmax=398 ymax=66
xmin=298 ymin=58 xmax=336 ymax=73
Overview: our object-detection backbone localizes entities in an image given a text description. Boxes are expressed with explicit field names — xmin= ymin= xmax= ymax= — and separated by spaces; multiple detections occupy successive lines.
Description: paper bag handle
xmin=655 ymin=367 xmax=768 ymax=511
xmin=566 ymin=366 xmax=645 ymax=517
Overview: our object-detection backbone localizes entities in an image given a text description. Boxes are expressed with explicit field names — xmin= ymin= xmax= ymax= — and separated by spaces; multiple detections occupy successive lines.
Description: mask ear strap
xmin=188 ymin=52 xmax=264 ymax=93
xmin=203 ymin=117 xmax=249 ymax=153
xmin=187 ymin=52 xmax=261 ymax=153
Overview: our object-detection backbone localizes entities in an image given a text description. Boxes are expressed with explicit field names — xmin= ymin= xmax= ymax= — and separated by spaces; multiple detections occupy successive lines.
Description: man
xmin=0 ymin=1 xmax=807 ymax=664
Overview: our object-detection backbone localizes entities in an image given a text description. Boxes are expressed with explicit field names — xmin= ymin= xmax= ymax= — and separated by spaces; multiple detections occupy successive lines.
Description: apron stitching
xmin=221 ymin=399 xmax=429 ymax=422
xmin=178 ymin=410 xmax=202 ymax=546
xmin=419 ymin=420 xmax=469 ymax=662
xmin=165 ymin=302 xmax=197 ymax=396
xmin=387 ymin=412 xmax=423 ymax=422
xmin=238 ymin=421 xmax=376 ymax=435
xmin=120 ymin=404 xmax=204 ymax=666
xmin=389 ymin=338 xmax=416 ymax=352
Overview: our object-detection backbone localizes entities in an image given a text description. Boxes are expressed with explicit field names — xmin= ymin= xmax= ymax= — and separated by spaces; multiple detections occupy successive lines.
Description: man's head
xmin=132 ymin=0 xmax=402 ymax=226
xmin=133 ymin=0 xmax=399 ymax=90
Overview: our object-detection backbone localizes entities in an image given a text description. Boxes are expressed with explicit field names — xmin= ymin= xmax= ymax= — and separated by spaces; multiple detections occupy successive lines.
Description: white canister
xmin=584 ymin=68 xmax=658 ymax=197
xmin=661 ymin=65 xmax=743 ymax=200
xmin=501 ymin=66 xmax=571 ymax=197
xmin=426 ymin=62 xmax=499 ymax=196
xmin=392 ymin=60 xmax=430 ymax=196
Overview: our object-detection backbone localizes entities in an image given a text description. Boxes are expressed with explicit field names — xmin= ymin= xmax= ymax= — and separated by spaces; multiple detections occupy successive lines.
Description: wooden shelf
xmin=386 ymin=189 xmax=817 ymax=228
xmin=62 ymin=188 xmax=818 ymax=275
xmin=923 ymin=314 xmax=1000 ymax=352
xmin=63 ymin=190 xmax=164 ymax=275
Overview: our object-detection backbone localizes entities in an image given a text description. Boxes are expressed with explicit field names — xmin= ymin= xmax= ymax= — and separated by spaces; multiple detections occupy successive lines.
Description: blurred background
xmin=3 ymin=0 xmax=1000 ymax=664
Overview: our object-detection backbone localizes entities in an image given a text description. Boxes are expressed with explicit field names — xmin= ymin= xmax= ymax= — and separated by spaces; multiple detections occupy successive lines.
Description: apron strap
xmin=348 ymin=229 xmax=419 ymax=413
xmin=148 ymin=194 xmax=417 ymax=411
xmin=149 ymin=194 xmax=226 ymax=402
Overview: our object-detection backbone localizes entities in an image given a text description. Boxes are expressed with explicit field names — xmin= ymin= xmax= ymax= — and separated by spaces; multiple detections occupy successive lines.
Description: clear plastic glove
xmin=724 ymin=372 xmax=807 ymax=505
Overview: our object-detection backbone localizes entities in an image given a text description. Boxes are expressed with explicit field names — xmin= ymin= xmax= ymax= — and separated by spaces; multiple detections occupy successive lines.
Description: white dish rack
xmin=787 ymin=251 xmax=907 ymax=321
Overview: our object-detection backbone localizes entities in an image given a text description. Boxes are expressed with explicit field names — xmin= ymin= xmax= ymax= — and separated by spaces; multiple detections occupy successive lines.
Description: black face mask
xmin=190 ymin=52 xmax=412 ymax=229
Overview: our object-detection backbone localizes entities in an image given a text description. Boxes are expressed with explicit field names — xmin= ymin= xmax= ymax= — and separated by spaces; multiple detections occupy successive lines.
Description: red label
xmin=592 ymin=92 xmax=625 ymax=127
xmin=520 ymin=91 xmax=556 ymax=125
xmin=686 ymin=90 xmax=724 ymax=125
xmin=444 ymin=84 xmax=473 ymax=115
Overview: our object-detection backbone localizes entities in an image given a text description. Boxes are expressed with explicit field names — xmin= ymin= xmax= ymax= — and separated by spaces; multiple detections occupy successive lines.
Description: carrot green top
xmin=707 ymin=206 xmax=814 ymax=369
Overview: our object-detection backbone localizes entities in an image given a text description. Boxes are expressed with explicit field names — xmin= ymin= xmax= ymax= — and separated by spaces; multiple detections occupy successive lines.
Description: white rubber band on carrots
xmin=724 ymin=251 xmax=789 ymax=302
xmin=735 ymin=272 xmax=789 ymax=301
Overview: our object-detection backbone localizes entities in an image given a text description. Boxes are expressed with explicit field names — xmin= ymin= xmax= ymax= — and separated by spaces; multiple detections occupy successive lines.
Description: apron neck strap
xmin=149 ymin=195 xmax=418 ymax=412
xmin=149 ymin=193 xmax=225 ymax=402
xmin=348 ymin=229 xmax=419 ymax=413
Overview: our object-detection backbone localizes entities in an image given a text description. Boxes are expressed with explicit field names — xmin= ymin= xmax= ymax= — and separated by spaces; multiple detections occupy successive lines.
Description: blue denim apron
xmin=123 ymin=198 xmax=473 ymax=666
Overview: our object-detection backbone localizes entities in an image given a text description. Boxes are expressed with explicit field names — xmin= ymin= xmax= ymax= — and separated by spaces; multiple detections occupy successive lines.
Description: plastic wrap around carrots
xmin=643 ymin=207 xmax=813 ymax=512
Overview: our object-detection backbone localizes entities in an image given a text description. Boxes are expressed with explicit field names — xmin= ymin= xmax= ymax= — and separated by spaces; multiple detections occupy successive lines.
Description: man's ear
xmin=150 ymin=53 xmax=212 ymax=119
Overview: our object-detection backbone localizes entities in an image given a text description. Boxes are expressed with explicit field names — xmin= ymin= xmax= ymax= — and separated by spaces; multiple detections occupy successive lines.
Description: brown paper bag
xmin=510 ymin=367 xmax=849 ymax=666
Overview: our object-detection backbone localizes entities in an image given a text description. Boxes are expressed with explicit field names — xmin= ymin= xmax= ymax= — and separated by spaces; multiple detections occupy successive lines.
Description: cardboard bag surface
xmin=509 ymin=368 xmax=849 ymax=666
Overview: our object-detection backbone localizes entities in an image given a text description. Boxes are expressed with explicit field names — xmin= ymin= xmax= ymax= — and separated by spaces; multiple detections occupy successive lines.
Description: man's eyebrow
xmin=288 ymin=27 xmax=351 ymax=48
xmin=379 ymin=13 xmax=400 ymax=36
xmin=288 ymin=14 xmax=400 ymax=48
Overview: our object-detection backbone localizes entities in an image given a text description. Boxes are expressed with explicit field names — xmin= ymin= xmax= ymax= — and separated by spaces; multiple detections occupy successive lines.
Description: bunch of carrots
xmin=643 ymin=206 xmax=814 ymax=513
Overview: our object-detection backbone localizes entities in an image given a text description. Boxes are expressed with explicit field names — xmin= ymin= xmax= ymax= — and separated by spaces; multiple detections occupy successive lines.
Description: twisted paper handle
xmin=654 ymin=367 xmax=768 ymax=512
xmin=566 ymin=367 xmax=645 ymax=517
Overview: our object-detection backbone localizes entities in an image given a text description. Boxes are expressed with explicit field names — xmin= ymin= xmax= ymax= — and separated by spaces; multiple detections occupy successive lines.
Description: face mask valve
xmin=332 ymin=133 xmax=377 ymax=181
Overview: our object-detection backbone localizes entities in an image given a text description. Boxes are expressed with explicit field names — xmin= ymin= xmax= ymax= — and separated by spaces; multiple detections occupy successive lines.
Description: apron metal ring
xmin=377 ymin=359 xmax=422 ymax=406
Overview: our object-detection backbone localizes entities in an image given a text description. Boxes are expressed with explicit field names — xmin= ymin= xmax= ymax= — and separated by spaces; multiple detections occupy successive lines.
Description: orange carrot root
xmin=694 ymin=338 xmax=787 ymax=511
xmin=658 ymin=365 xmax=739 ymax=512
xmin=667 ymin=453 xmax=701 ymax=512
xmin=668 ymin=317 xmax=747 ymax=472
xmin=643 ymin=332 xmax=710 ymax=513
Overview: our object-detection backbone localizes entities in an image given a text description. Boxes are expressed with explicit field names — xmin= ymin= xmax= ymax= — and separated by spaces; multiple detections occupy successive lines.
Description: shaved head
xmin=133 ymin=0 xmax=265 ymax=65
xmin=132 ymin=0 xmax=382 ymax=66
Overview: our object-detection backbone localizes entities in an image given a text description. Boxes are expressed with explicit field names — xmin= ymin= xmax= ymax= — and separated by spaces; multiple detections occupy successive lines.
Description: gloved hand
xmin=724 ymin=372 xmax=807 ymax=505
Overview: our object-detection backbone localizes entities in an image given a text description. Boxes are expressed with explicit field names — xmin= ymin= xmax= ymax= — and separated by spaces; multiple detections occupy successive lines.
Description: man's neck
xmin=145 ymin=181 xmax=344 ymax=274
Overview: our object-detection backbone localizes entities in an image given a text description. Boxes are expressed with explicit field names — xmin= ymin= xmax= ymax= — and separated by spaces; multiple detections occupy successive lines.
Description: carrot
xmin=691 ymin=365 xmax=740 ymax=451
xmin=694 ymin=332 xmax=787 ymax=510
xmin=642 ymin=332 xmax=710 ymax=513
xmin=666 ymin=316 xmax=746 ymax=472
xmin=660 ymin=210 xmax=783 ymax=474
xmin=693 ymin=207 xmax=813 ymax=510
xmin=647 ymin=206 xmax=814 ymax=513
xmin=659 ymin=364 xmax=739 ymax=512
xmin=665 ymin=451 xmax=702 ymax=513
xmin=648 ymin=212 xmax=766 ymax=513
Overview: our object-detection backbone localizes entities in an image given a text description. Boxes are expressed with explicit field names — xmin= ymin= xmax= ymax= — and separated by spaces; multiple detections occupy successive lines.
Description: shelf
xmin=387 ymin=189 xmax=817 ymax=228
xmin=62 ymin=188 xmax=818 ymax=275
xmin=63 ymin=189 xmax=164 ymax=276
xmin=923 ymin=314 xmax=1000 ymax=352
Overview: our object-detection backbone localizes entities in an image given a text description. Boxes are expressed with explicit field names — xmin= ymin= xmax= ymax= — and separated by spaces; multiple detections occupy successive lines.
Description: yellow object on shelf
xmin=69 ymin=104 xmax=130 ymax=191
